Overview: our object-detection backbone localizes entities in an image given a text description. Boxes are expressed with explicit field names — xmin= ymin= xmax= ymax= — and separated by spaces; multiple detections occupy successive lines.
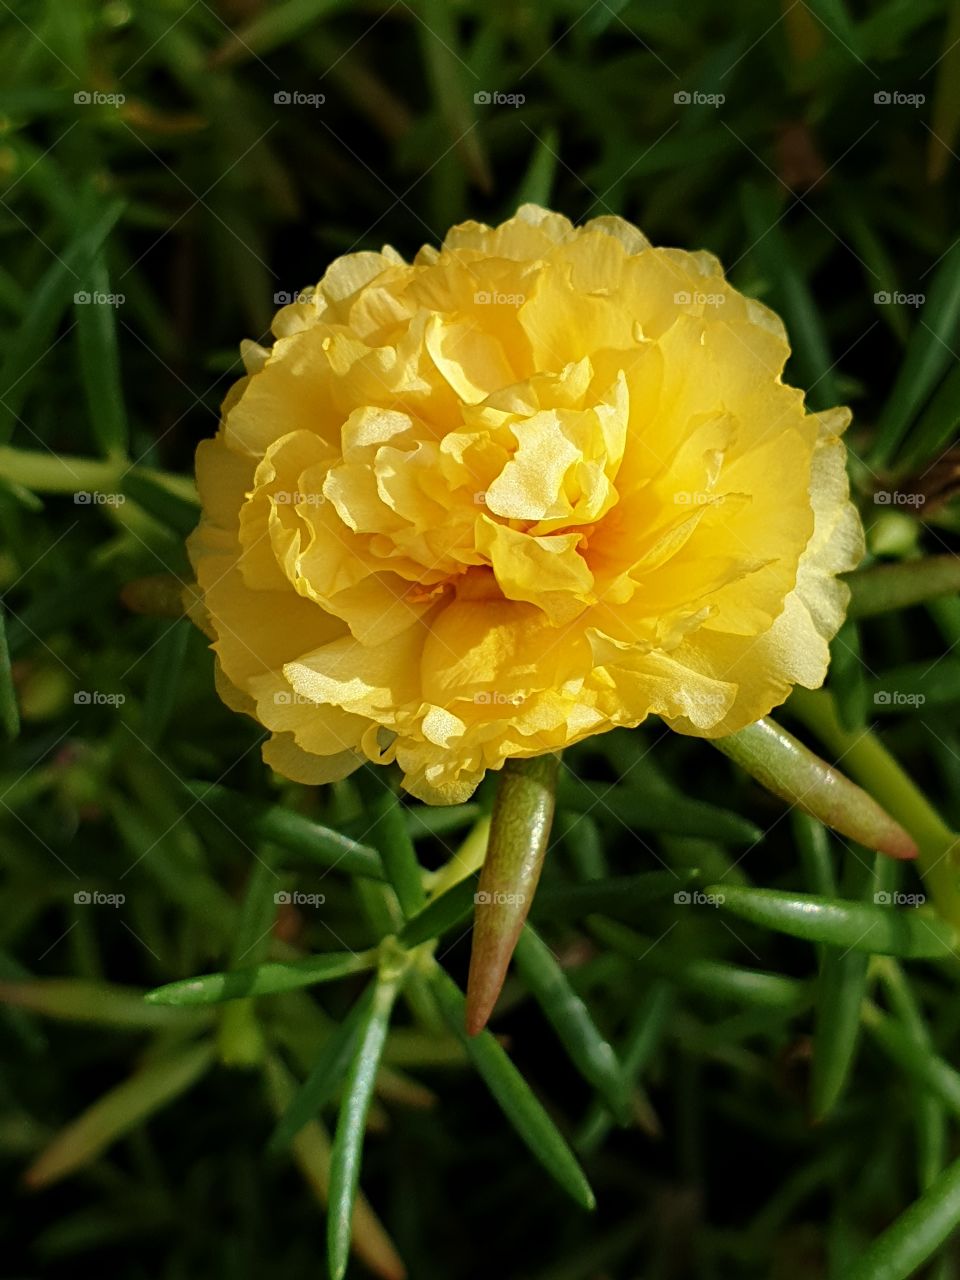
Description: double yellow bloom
xmin=189 ymin=205 xmax=863 ymax=802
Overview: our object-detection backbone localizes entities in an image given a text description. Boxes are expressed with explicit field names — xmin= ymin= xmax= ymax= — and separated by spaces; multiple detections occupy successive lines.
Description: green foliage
xmin=2 ymin=3 xmax=960 ymax=1279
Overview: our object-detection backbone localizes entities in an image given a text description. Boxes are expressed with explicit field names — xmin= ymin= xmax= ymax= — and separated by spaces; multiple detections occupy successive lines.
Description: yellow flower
xmin=189 ymin=204 xmax=864 ymax=804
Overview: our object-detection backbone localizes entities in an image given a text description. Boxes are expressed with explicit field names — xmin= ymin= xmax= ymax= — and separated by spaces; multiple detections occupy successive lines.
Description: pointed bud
xmin=466 ymin=752 xmax=560 ymax=1035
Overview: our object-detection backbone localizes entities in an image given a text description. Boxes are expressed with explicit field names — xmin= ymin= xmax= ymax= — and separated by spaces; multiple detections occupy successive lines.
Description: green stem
xmin=790 ymin=688 xmax=960 ymax=928
xmin=465 ymin=752 xmax=560 ymax=1035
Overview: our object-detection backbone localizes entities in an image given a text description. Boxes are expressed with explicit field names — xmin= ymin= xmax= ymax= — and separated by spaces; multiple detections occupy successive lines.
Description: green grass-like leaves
xmin=4 ymin=2 xmax=960 ymax=1278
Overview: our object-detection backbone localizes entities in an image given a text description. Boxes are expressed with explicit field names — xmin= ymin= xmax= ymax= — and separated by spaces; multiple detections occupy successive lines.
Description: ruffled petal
xmin=189 ymin=204 xmax=864 ymax=803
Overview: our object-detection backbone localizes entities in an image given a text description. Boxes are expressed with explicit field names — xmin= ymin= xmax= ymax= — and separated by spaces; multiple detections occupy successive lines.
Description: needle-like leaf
xmin=846 ymin=1149 xmax=960 ymax=1280
xmin=708 ymin=884 xmax=958 ymax=958
xmin=431 ymin=968 xmax=595 ymax=1211
xmin=269 ymin=983 xmax=376 ymax=1153
xmin=327 ymin=972 xmax=402 ymax=1280
xmin=25 ymin=1043 xmax=214 ymax=1189
xmin=186 ymin=782 xmax=385 ymax=880
xmin=514 ymin=925 xmax=631 ymax=1123
xmin=145 ymin=951 xmax=378 ymax=1006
